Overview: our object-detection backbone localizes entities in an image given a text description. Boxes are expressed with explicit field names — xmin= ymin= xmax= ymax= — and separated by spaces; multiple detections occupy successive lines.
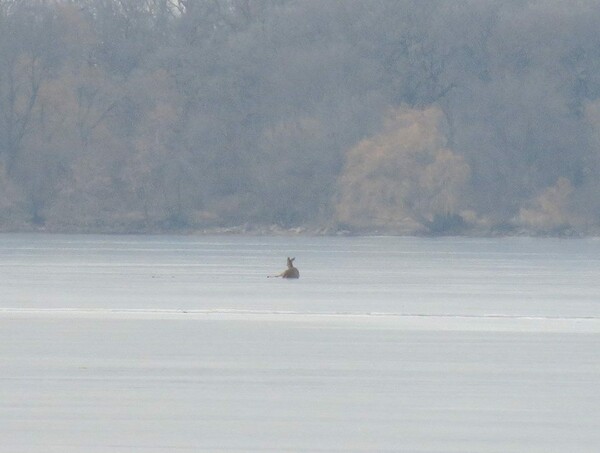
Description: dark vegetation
xmin=1 ymin=0 xmax=600 ymax=236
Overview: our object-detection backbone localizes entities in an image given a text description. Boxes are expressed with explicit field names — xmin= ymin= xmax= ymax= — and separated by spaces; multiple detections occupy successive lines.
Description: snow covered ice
xmin=1 ymin=234 xmax=599 ymax=452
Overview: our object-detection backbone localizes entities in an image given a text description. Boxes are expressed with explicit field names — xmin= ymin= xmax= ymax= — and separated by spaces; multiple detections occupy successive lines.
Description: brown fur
xmin=268 ymin=257 xmax=299 ymax=279
xmin=281 ymin=257 xmax=299 ymax=278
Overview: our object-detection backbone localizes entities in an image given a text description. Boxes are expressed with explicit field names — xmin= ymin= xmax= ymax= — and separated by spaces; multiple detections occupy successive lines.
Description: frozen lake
xmin=1 ymin=234 xmax=599 ymax=452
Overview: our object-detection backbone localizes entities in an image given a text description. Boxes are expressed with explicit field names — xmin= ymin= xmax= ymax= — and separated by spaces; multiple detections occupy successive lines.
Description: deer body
xmin=282 ymin=257 xmax=300 ymax=278
xmin=269 ymin=257 xmax=299 ymax=279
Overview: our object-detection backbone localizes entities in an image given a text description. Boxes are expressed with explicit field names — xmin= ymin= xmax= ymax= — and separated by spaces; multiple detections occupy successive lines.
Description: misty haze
xmin=0 ymin=0 xmax=599 ymax=235
xmin=1 ymin=2 xmax=600 ymax=453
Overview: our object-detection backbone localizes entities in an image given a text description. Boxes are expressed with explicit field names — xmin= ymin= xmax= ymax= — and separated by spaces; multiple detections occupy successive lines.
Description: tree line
xmin=1 ymin=0 xmax=600 ymax=235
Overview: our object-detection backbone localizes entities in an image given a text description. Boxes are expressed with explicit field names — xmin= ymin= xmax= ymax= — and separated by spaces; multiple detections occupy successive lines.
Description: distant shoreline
xmin=0 ymin=223 xmax=597 ymax=239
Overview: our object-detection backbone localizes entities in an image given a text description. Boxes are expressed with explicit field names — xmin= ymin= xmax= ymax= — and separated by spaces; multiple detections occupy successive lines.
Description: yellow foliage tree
xmin=517 ymin=177 xmax=575 ymax=233
xmin=334 ymin=106 xmax=470 ymax=233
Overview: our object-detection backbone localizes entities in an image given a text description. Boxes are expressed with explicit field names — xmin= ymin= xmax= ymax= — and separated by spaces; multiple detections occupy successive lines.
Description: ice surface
xmin=1 ymin=234 xmax=599 ymax=452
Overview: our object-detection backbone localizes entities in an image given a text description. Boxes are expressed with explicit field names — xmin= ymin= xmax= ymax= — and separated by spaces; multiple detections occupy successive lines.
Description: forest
xmin=1 ymin=0 xmax=600 ymax=236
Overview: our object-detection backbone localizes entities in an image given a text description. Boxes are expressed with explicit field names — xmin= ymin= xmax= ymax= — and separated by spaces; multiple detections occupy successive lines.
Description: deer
xmin=268 ymin=257 xmax=300 ymax=279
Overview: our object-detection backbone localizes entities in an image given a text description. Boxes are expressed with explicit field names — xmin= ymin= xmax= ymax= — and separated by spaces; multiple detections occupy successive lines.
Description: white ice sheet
xmin=1 ymin=310 xmax=599 ymax=452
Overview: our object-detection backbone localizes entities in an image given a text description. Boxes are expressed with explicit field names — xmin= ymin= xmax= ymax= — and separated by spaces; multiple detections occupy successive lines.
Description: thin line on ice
xmin=0 ymin=306 xmax=598 ymax=319
xmin=0 ymin=307 xmax=598 ymax=332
